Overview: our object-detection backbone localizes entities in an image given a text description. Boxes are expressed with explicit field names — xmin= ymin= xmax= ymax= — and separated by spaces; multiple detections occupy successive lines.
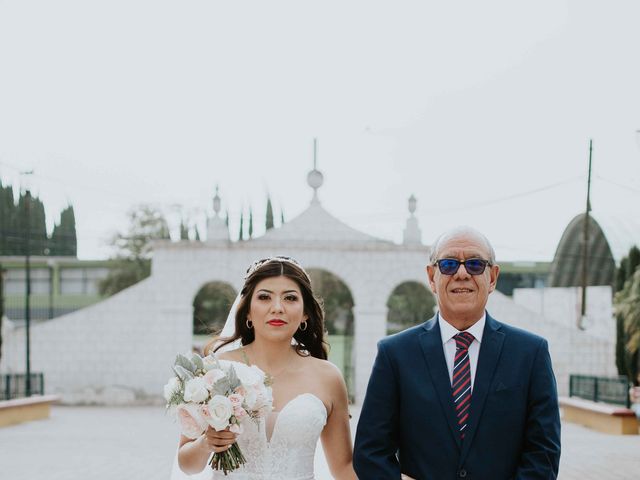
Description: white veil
xmin=214 ymin=292 xmax=243 ymax=354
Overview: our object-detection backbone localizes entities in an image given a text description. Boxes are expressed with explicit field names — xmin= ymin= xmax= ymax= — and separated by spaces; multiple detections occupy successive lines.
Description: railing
xmin=0 ymin=373 xmax=45 ymax=400
xmin=569 ymin=374 xmax=631 ymax=408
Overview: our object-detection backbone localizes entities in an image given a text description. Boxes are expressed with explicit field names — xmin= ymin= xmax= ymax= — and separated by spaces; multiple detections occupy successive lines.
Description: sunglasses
xmin=434 ymin=258 xmax=491 ymax=275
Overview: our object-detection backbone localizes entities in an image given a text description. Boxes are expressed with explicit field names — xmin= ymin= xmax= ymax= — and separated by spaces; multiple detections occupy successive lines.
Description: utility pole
xmin=21 ymin=170 xmax=34 ymax=396
xmin=579 ymin=140 xmax=593 ymax=330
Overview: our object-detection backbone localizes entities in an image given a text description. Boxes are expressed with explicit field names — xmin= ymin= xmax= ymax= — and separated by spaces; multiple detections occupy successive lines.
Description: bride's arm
xmin=177 ymin=428 xmax=237 ymax=475
xmin=320 ymin=363 xmax=357 ymax=480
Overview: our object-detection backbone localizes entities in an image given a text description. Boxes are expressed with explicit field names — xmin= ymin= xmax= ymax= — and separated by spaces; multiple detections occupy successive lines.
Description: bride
xmin=175 ymin=256 xmax=357 ymax=480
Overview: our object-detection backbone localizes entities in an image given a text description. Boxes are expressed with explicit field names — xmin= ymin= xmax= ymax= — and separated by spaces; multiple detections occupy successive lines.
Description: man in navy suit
xmin=354 ymin=227 xmax=560 ymax=479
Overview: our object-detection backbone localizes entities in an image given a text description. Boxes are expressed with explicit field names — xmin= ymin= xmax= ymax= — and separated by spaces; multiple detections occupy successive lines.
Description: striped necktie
xmin=452 ymin=331 xmax=474 ymax=439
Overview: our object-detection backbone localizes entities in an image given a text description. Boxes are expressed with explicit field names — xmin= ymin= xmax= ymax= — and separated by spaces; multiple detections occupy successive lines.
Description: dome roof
xmin=549 ymin=212 xmax=640 ymax=287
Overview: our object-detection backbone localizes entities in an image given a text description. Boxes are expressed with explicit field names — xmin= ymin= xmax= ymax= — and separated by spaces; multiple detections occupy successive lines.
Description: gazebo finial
xmin=307 ymin=138 xmax=324 ymax=204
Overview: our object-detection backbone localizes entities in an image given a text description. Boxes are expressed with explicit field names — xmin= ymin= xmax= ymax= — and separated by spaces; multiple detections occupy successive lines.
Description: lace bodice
xmin=212 ymin=392 xmax=327 ymax=480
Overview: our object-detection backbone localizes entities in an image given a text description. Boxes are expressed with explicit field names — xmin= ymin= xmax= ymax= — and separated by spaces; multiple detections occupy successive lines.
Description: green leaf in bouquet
xmin=226 ymin=364 xmax=240 ymax=389
xmin=173 ymin=365 xmax=195 ymax=382
xmin=175 ymin=353 xmax=197 ymax=374
xmin=191 ymin=353 xmax=204 ymax=372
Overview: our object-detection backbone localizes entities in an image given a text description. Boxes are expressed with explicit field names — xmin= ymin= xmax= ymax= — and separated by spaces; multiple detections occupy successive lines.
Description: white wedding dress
xmin=171 ymin=392 xmax=328 ymax=480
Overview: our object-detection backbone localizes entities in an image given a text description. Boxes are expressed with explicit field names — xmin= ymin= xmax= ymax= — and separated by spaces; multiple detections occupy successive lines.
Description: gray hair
xmin=429 ymin=226 xmax=496 ymax=265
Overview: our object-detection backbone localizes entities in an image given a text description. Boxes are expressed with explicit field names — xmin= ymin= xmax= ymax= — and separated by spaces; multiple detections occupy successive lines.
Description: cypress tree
xmin=238 ymin=211 xmax=244 ymax=241
xmin=0 ymin=182 xmax=17 ymax=255
xmin=194 ymin=226 xmax=201 ymax=242
xmin=248 ymin=208 xmax=254 ymax=238
xmin=280 ymin=208 xmax=285 ymax=226
xmin=51 ymin=205 xmax=77 ymax=256
xmin=265 ymin=196 xmax=274 ymax=230
xmin=180 ymin=219 xmax=189 ymax=240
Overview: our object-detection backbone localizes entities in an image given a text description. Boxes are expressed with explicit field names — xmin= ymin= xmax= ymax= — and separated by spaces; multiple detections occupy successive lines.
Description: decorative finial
xmin=307 ymin=138 xmax=324 ymax=204
xmin=403 ymin=195 xmax=422 ymax=246
xmin=408 ymin=194 xmax=417 ymax=215
xmin=213 ymin=185 xmax=221 ymax=216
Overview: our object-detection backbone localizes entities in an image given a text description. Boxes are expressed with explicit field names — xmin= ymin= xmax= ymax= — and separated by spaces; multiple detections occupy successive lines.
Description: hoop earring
xmin=299 ymin=321 xmax=308 ymax=332
xmin=246 ymin=318 xmax=253 ymax=329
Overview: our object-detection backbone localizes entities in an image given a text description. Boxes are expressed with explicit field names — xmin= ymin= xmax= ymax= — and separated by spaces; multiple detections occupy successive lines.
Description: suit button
xmin=458 ymin=469 xmax=467 ymax=478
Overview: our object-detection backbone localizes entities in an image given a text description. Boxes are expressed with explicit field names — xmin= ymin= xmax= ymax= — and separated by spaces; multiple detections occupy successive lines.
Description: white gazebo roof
xmin=253 ymin=201 xmax=392 ymax=247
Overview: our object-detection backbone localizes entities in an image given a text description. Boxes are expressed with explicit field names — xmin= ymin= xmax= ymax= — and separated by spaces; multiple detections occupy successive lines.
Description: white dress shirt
xmin=439 ymin=313 xmax=485 ymax=392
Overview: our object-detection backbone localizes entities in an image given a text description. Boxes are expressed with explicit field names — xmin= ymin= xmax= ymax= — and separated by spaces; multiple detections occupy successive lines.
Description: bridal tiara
xmin=244 ymin=255 xmax=311 ymax=281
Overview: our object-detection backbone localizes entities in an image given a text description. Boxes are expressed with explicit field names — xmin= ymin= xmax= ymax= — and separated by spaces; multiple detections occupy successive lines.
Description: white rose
xmin=243 ymin=386 xmax=258 ymax=410
xmin=183 ymin=377 xmax=209 ymax=403
xmin=206 ymin=395 xmax=233 ymax=431
xmin=163 ymin=377 xmax=181 ymax=402
xmin=233 ymin=363 xmax=264 ymax=387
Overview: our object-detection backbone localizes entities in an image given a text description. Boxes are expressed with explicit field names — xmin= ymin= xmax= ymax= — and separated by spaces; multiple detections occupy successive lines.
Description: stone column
xmin=353 ymin=306 xmax=388 ymax=405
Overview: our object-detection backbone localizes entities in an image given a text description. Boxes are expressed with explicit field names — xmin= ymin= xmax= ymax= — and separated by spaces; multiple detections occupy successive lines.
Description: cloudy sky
xmin=1 ymin=0 xmax=639 ymax=261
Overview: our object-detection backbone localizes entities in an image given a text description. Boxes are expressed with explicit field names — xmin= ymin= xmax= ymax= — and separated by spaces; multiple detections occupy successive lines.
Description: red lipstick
xmin=267 ymin=320 xmax=286 ymax=326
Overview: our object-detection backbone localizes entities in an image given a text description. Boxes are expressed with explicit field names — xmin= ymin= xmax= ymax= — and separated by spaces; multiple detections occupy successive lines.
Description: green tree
xmin=193 ymin=282 xmax=237 ymax=335
xmin=0 ymin=182 xmax=17 ymax=255
xmin=307 ymin=269 xmax=354 ymax=335
xmin=98 ymin=205 xmax=170 ymax=296
xmin=248 ymin=208 xmax=254 ymax=238
xmin=50 ymin=205 xmax=77 ymax=256
xmin=265 ymin=196 xmax=274 ymax=230
xmin=0 ymin=265 xmax=5 ymax=364
xmin=615 ymin=268 xmax=640 ymax=384
xmin=614 ymin=245 xmax=640 ymax=380
xmin=180 ymin=219 xmax=189 ymax=240
xmin=16 ymin=192 xmax=48 ymax=255
xmin=238 ymin=211 xmax=244 ymax=241
xmin=280 ymin=208 xmax=285 ymax=226
xmin=386 ymin=282 xmax=436 ymax=334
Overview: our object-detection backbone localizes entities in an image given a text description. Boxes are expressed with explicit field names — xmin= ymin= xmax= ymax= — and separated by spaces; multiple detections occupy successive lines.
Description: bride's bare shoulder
xmin=214 ymin=349 xmax=244 ymax=362
xmin=305 ymin=356 xmax=344 ymax=381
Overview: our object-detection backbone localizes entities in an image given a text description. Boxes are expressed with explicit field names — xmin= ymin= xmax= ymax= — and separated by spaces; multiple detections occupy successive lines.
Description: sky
xmin=1 ymin=0 xmax=639 ymax=262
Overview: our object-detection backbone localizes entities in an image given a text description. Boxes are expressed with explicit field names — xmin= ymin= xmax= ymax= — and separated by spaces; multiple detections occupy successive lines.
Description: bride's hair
xmin=210 ymin=258 xmax=329 ymax=359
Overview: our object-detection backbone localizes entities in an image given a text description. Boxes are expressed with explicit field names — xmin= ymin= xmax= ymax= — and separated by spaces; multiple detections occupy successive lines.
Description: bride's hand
xmin=200 ymin=426 xmax=237 ymax=453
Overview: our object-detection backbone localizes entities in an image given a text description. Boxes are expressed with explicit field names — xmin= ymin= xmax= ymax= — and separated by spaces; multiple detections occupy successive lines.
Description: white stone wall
xmin=1 ymin=237 xmax=617 ymax=404
xmin=0 ymin=240 xmax=430 ymax=404
xmin=488 ymin=287 xmax=616 ymax=397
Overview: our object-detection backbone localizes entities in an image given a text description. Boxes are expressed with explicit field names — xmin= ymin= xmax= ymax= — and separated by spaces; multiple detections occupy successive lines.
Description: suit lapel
xmin=418 ymin=315 xmax=461 ymax=449
xmin=459 ymin=313 xmax=505 ymax=462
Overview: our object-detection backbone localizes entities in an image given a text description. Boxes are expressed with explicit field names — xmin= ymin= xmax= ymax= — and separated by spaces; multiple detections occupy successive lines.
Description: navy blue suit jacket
xmin=354 ymin=313 xmax=561 ymax=479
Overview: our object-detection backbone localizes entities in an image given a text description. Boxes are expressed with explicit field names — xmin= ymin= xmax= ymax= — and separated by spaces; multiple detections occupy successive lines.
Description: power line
xmin=595 ymin=175 xmax=640 ymax=195
xmin=420 ymin=175 xmax=585 ymax=214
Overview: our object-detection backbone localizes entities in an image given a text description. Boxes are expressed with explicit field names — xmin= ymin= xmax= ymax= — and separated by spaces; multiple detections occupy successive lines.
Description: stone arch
xmin=306 ymin=268 xmax=355 ymax=399
xmin=386 ymin=280 xmax=436 ymax=334
xmin=192 ymin=281 xmax=237 ymax=339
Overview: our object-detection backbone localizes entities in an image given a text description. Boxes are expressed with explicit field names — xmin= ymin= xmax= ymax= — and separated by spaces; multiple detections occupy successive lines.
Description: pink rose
xmin=177 ymin=404 xmax=208 ymax=439
xmin=228 ymin=393 xmax=244 ymax=408
xmin=233 ymin=406 xmax=247 ymax=419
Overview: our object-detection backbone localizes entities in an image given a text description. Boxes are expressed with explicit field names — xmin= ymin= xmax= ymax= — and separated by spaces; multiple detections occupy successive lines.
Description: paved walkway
xmin=0 ymin=405 xmax=638 ymax=479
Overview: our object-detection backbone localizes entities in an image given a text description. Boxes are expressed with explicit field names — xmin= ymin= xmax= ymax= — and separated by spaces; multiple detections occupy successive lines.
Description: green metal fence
xmin=569 ymin=374 xmax=631 ymax=408
xmin=1 ymin=373 xmax=45 ymax=400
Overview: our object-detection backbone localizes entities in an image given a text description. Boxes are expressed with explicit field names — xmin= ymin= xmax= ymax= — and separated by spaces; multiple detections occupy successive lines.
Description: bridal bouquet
xmin=165 ymin=353 xmax=273 ymax=475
